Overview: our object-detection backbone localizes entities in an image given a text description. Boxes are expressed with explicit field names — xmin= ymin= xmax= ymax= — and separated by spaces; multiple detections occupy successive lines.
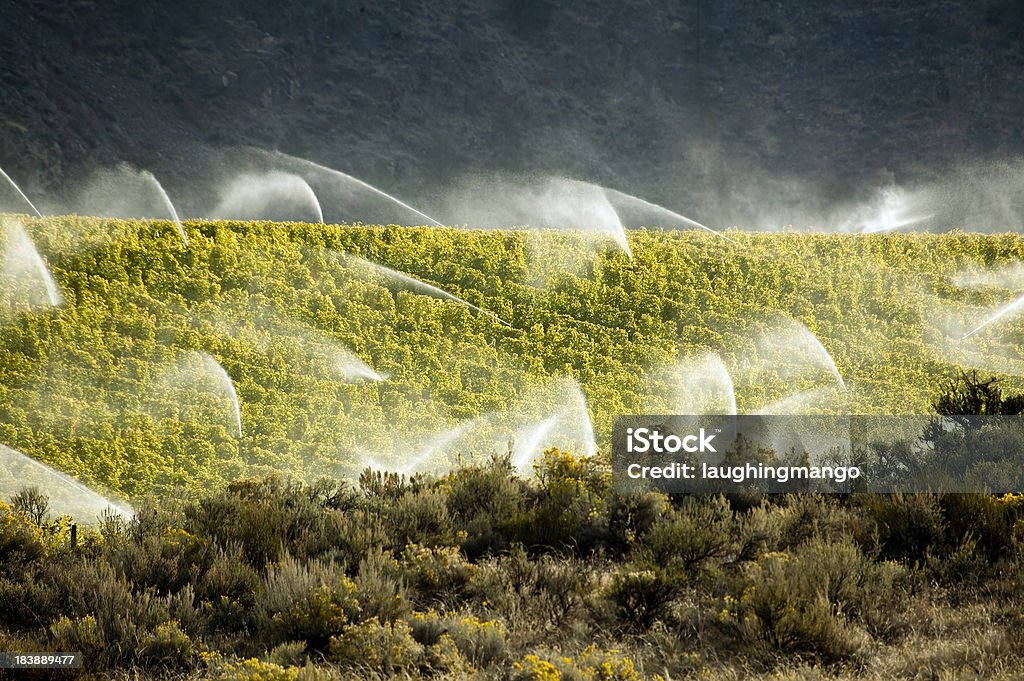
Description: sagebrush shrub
xmin=446 ymin=457 xmax=527 ymax=556
xmin=469 ymin=545 xmax=589 ymax=628
xmin=861 ymin=493 xmax=946 ymax=565
xmin=140 ymin=619 xmax=195 ymax=668
xmin=507 ymin=448 xmax=610 ymax=551
xmin=266 ymin=641 xmax=308 ymax=667
xmin=606 ymin=490 xmax=669 ymax=554
xmin=354 ymin=549 xmax=410 ymax=622
xmin=45 ymin=559 xmax=198 ymax=667
xmin=199 ymin=543 xmax=261 ymax=632
xmin=254 ymin=555 xmax=359 ymax=651
xmin=0 ymin=501 xmax=45 ymax=577
xmin=50 ymin=614 xmax=104 ymax=662
xmin=939 ymin=493 xmax=1024 ymax=564
xmin=722 ymin=538 xmax=902 ymax=662
xmin=400 ymin=543 xmax=476 ymax=607
xmin=638 ymin=496 xmax=732 ymax=574
xmin=186 ymin=476 xmax=324 ymax=567
xmin=607 ymin=569 xmax=679 ymax=631
xmin=387 ymin=487 xmax=455 ymax=549
xmin=410 ymin=610 xmax=507 ymax=668
xmin=308 ymin=508 xmax=387 ymax=568
xmin=328 ymin=617 xmax=422 ymax=673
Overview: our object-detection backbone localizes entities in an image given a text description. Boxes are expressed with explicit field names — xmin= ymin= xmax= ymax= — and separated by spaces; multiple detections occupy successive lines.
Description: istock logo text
xmin=625 ymin=427 xmax=717 ymax=454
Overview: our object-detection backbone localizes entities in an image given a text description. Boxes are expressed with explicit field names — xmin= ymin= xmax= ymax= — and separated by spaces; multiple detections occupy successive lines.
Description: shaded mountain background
xmin=2 ymin=0 xmax=1024 ymax=227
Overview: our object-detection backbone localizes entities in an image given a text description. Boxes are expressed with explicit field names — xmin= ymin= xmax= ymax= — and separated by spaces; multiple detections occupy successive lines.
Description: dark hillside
xmin=3 ymin=1 xmax=1024 ymax=224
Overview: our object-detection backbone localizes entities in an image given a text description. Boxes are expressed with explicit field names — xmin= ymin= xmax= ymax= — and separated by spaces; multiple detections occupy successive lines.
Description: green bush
xmin=308 ymin=508 xmax=388 ymax=567
xmin=421 ymin=633 xmax=474 ymax=675
xmin=50 ymin=614 xmax=105 ymax=662
xmin=469 ymin=545 xmax=590 ymax=628
xmin=45 ymin=559 xmax=199 ymax=668
xmin=939 ymin=493 xmax=1024 ymax=564
xmin=254 ymin=555 xmax=359 ymax=651
xmin=199 ymin=544 xmax=261 ymax=632
xmin=410 ymin=610 xmax=507 ymax=668
xmin=265 ymin=641 xmax=309 ymax=667
xmin=353 ymin=549 xmax=410 ymax=622
xmin=327 ymin=617 xmax=423 ymax=673
xmin=140 ymin=619 xmax=195 ymax=668
xmin=446 ymin=457 xmax=527 ymax=557
xmin=107 ymin=525 xmax=212 ymax=596
xmin=507 ymin=449 xmax=611 ymax=552
xmin=606 ymin=569 xmax=680 ymax=631
xmin=0 ymin=572 xmax=60 ymax=628
xmin=861 ymin=493 xmax=947 ymax=565
xmin=606 ymin=490 xmax=669 ymax=554
xmin=638 ymin=495 xmax=733 ymax=574
xmin=0 ymin=501 xmax=45 ymax=577
xmin=186 ymin=477 xmax=324 ymax=568
xmin=723 ymin=538 xmax=904 ymax=662
xmin=400 ymin=543 xmax=476 ymax=607
xmin=387 ymin=487 xmax=455 ymax=549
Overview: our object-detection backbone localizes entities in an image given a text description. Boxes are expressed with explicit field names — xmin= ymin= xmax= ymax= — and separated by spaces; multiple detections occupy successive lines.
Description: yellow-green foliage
xmin=50 ymin=614 xmax=104 ymax=659
xmin=0 ymin=500 xmax=44 ymax=570
xmin=724 ymin=539 xmax=906 ymax=661
xmin=141 ymin=619 xmax=194 ymax=667
xmin=400 ymin=543 xmax=477 ymax=602
xmin=513 ymin=646 xmax=643 ymax=681
xmin=4 ymin=218 xmax=1024 ymax=498
xmin=209 ymin=655 xmax=334 ymax=681
xmin=327 ymin=617 xmax=422 ymax=672
xmin=438 ymin=612 xmax=507 ymax=667
xmin=255 ymin=556 xmax=359 ymax=649
xmin=408 ymin=609 xmax=507 ymax=667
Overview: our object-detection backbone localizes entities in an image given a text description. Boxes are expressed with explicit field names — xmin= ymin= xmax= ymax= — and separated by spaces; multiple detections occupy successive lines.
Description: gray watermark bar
xmin=612 ymin=415 xmax=1024 ymax=493
xmin=0 ymin=652 xmax=83 ymax=669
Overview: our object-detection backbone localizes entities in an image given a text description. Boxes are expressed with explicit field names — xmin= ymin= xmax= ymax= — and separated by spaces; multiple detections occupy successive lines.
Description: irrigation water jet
xmin=443 ymin=175 xmax=633 ymax=258
xmin=952 ymin=261 xmax=1024 ymax=291
xmin=73 ymin=164 xmax=188 ymax=248
xmin=961 ymin=294 xmax=1024 ymax=340
xmin=158 ymin=351 xmax=242 ymax=439
xmin=326 ymin=349 xmax=385 ymax=382
xmin=254 ymin=148 xmax=444 ymax=226
xmin=336 ymin=252 xmax=511 ymax=326
xmin=0 ymin=444 xmax=133 ymax=520
xmin=1 ymin=220 xmax=63 ymax=309
xmin=752 ymin=387 xmax=841 ymax=415
xmin=653 ymin=351 xmax=737 ymax=415
xmin=402 ymin=418 xmax=484 ymax=475
xmin=141 ymin=170 xmax=189 ymax=248
xmin=211 ymin=171 xmax=324 ymax=223
xmin=845 ymin=188 xmax=934 ymax=234
xmin=197 ymin=304 xmax=385 ymax=382
xmin=507 ymin=376 xmax=596 ymax=472
xmin=603 ymin=187 xmax=736 ymax=243
xmin=511 ymin=416 xmax=560 ymax=471
xmin=0 ymin=165 xmax=42 ymax=217
xmin=349 ymin=377 xmax=595 ymax=477
xmin=751 ymin=316 xmax=847 ymax=392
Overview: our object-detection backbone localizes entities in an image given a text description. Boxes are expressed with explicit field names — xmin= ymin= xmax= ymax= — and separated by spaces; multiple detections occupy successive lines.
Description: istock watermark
xmin=624 ymin=426 xmax=719 ymax=453
xmin=612 ymin=415 xmax=1024 ymax=494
